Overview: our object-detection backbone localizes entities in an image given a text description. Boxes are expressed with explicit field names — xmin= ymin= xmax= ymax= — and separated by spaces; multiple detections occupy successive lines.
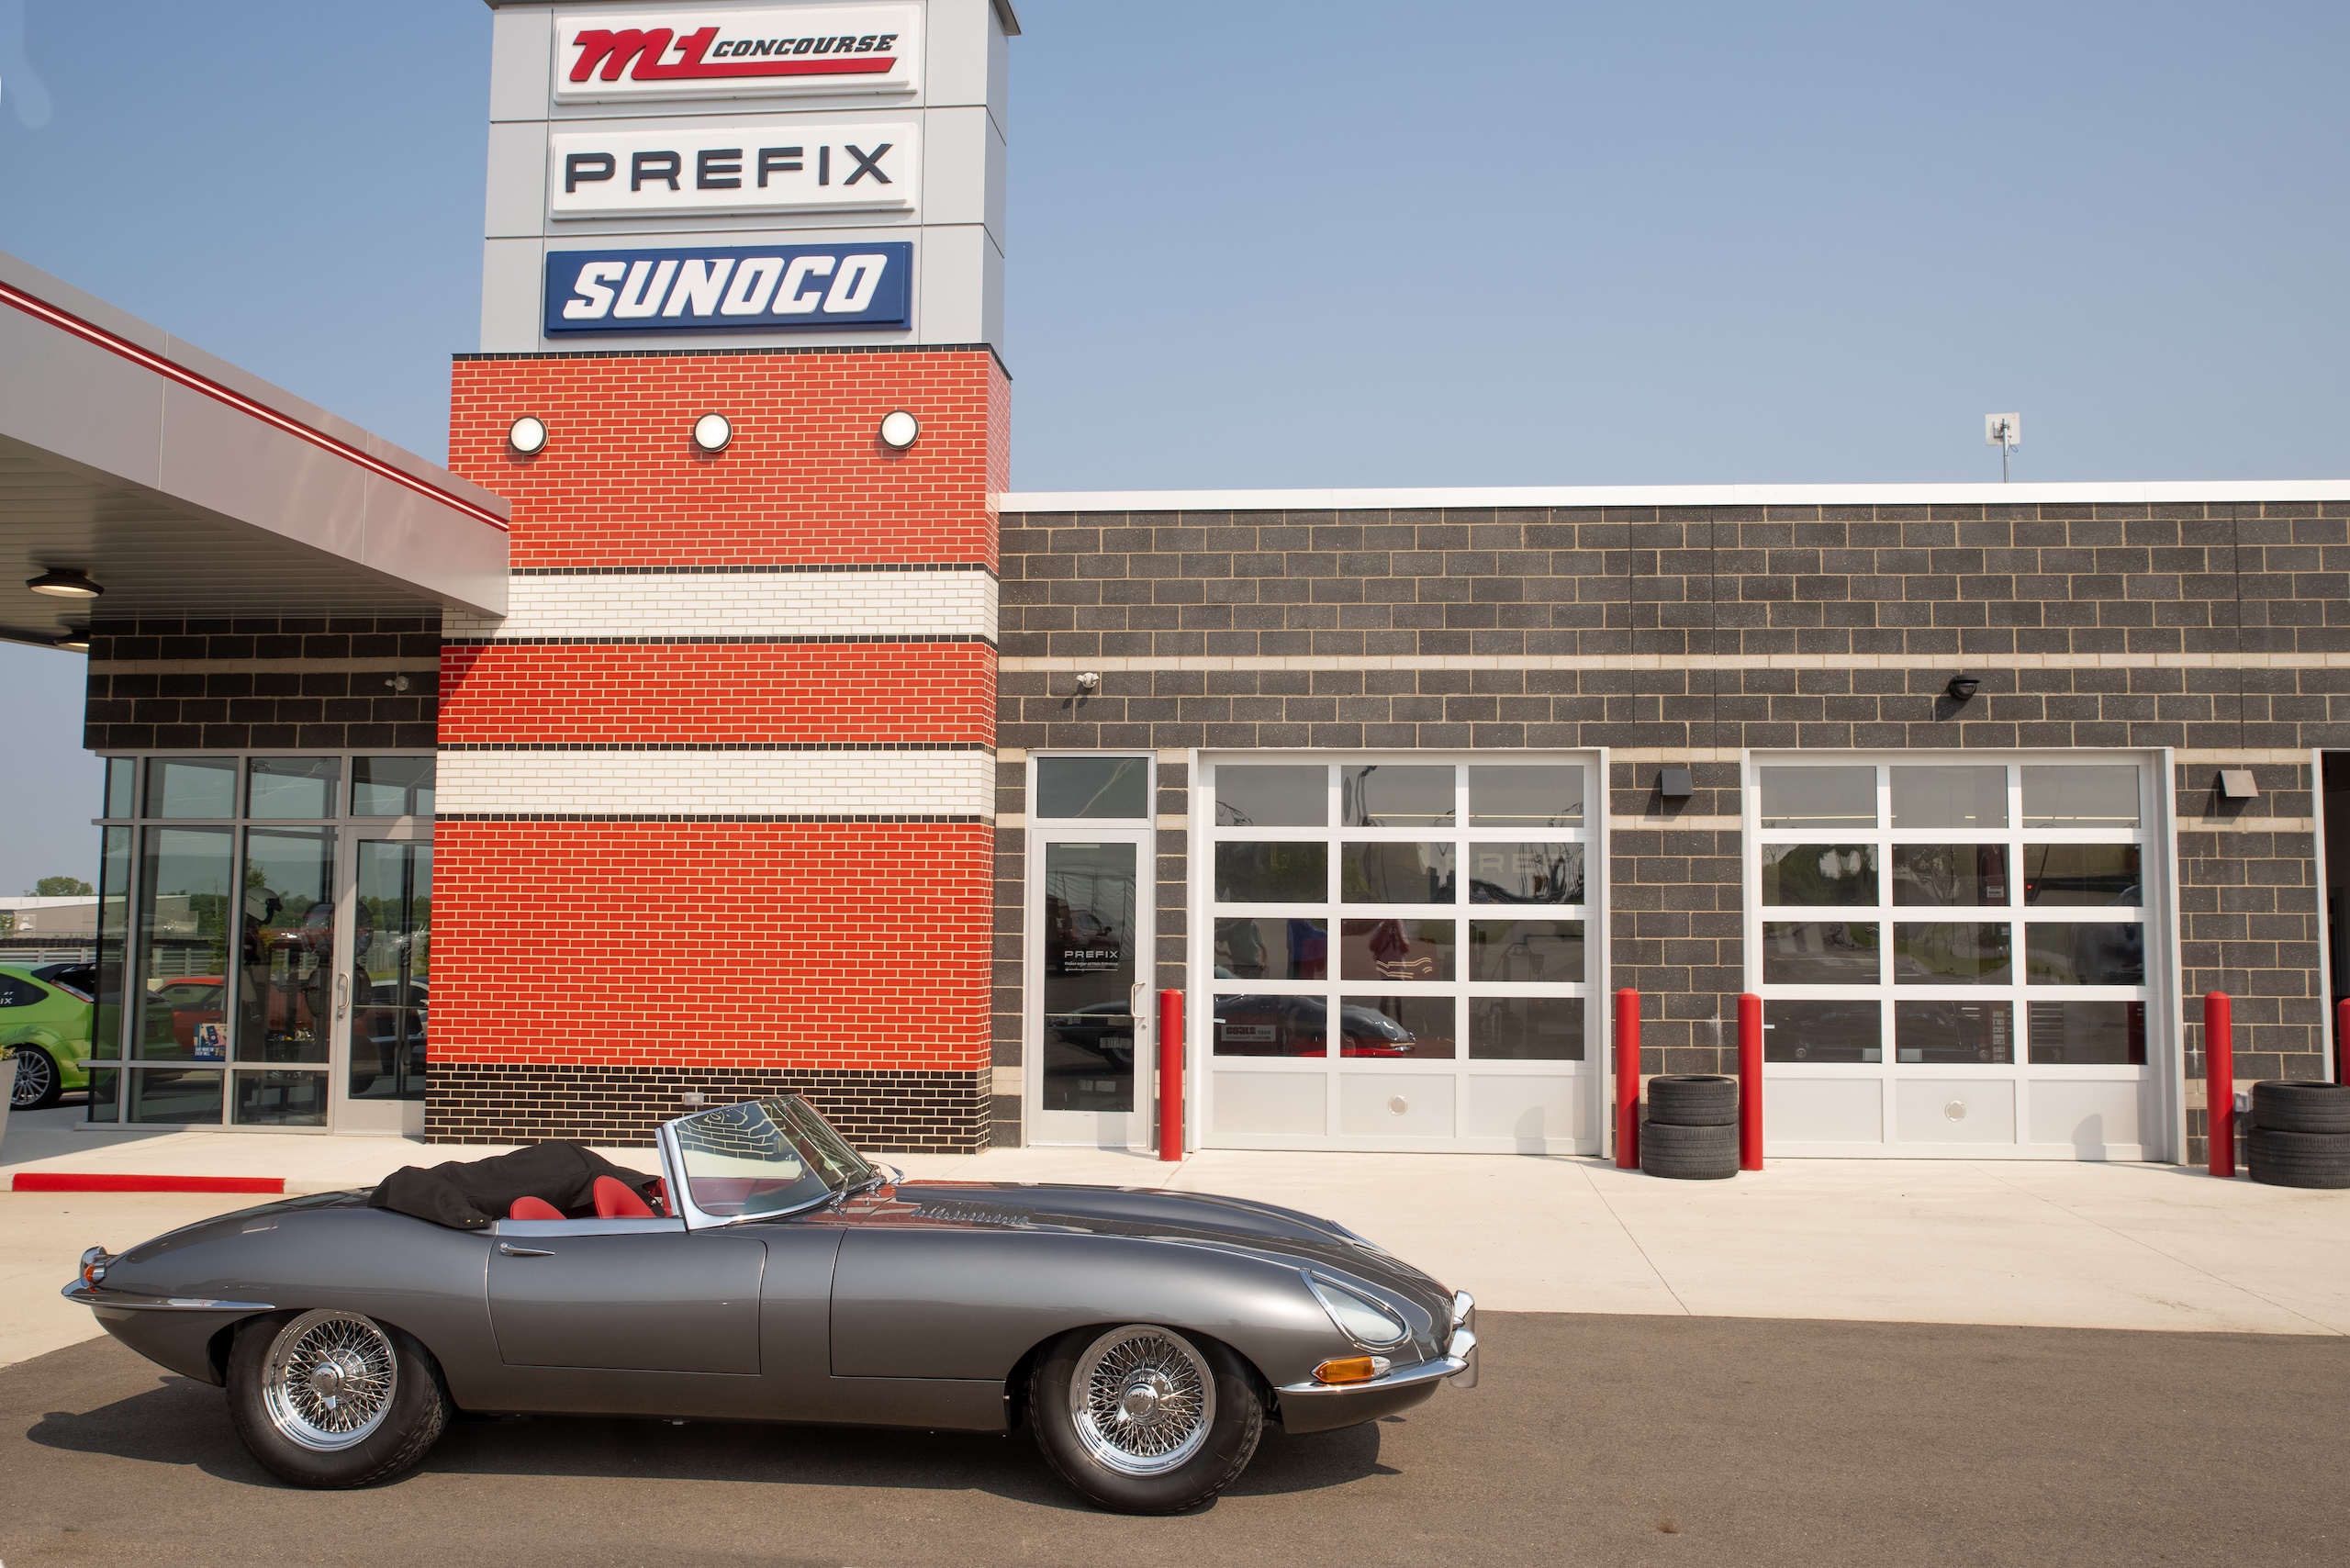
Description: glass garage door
xmin=1749 ymin=756 xmax=2168 ymax=1159
xmin=1198 ymin=756 xmax=1602 ymax=1154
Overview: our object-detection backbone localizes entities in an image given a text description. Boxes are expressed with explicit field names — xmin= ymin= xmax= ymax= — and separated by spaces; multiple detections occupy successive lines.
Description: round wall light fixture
xmin=878 ymin=409 xmax=921 ymax=450
xmin=692 ymin=413 xmax=733 ymax=453
xmin=54 ymin=628 xmax=91 ymax=653
xmin=508 ymin=415 xmax=548 ymax=454
xmin=1945 ymin=675 xmax=1982 ymax=702
xmin=26 ymin=568 xmax=102 ymax=599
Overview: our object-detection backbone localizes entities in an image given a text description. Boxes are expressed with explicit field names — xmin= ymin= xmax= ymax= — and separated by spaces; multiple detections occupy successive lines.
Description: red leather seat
xmin=508 ymin=1195 xmax=564 ymax=1221
xmin=592 ymin=1175 xmax=655 ymax=1218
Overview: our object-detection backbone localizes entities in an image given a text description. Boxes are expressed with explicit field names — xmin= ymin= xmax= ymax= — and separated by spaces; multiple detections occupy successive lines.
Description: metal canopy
xmin=0 ymin=249 xmax=509 ymax=650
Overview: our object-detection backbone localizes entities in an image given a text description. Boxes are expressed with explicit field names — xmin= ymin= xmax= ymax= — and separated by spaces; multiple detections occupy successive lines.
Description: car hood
xmin=851 ymin=1179 xmax=1456 ymax=1324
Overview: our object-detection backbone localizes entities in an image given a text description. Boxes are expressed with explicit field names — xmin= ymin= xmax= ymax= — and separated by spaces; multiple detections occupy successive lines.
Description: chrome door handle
xmin=335 ymin=972 xmax=348 ymax=1021
xmin=498 ymin=1244 xmax=554 ymax=1257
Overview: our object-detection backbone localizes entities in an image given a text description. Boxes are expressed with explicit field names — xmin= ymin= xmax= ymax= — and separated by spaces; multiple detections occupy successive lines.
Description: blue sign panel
xmin=543 ymin=241 xmax=912 ymax=336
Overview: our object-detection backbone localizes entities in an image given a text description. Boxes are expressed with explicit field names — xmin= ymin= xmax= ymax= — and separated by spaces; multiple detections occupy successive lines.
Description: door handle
xmin=498 ymin=1244 xmax=554 ymax=1257
xmin=335 ymin=972 xmax=348 ymax=1021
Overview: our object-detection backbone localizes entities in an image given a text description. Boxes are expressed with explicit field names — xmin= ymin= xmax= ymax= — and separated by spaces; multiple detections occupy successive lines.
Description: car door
xmin=487 ymin=1215 xmax=766 ymax=1374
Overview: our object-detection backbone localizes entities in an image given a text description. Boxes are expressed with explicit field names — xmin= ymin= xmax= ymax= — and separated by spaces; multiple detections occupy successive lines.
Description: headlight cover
xmin=1305 ymin=1272 xmax=1409 ymax=1350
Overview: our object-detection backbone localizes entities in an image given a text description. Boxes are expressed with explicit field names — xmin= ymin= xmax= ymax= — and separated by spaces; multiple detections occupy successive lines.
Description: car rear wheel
xmin=227 ymin=1309 xmax=451 ymax=1488
xmin=1029 ymin=1323 xmax=1263 ymax=1514
xmin=10 ymin=1046 xmax=60 ymax=1111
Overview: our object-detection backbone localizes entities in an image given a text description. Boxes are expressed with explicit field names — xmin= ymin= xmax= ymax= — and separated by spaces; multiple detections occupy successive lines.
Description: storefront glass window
xmin=249 ymin=757 xmax=341 ymax=819
xmin=1035 ymin=756 xmax=1148 ymax=819
xmin=352 ymin=756 xmax=435 ymax=817
xmin=148 ymin=757 xmax=237 ymax=819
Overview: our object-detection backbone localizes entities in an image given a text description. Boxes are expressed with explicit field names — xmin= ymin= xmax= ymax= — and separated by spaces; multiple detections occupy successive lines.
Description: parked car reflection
xmin=1212 ymin=994 xmax=1417 ymax=1058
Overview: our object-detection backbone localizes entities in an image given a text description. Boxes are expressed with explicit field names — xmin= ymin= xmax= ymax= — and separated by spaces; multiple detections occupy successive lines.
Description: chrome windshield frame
xmin=656 ymin=1096 xmax=855 ymax=1232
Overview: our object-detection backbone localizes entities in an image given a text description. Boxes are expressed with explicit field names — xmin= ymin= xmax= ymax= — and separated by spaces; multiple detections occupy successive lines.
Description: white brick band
xmin=437 ymin=748 xmax=993 ymax=817
xmin=445 ymin=570 xmax=997 ymax=643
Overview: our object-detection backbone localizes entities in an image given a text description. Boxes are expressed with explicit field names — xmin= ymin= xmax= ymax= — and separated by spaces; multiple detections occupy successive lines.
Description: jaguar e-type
xmin=66 ymin=1095 xmax=1476 ymax=1513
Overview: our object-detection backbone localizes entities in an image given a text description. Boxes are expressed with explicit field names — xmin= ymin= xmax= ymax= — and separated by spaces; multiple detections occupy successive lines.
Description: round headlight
xmin=878 ymin=409 xmax=920 ymax=450
xmin=507 ymin=416 xmax=548 ymax=454
xmin=692 ymin=412 xmax=733 ymax=453
xmin=1306 ymin=1273 xmax=1408 ymax=1349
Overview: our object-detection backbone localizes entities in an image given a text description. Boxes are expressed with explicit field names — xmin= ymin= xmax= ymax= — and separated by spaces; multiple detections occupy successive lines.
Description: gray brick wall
xmin=84 ymin=615 xmax=442 ymax=752
xmin=994 ymin=502 xmax=2348 ymax=1157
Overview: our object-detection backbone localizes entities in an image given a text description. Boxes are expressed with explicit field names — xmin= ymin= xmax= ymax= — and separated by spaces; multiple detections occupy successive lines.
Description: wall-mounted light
xmin=26 ymin=568 xmax=102 ymax=599
xmin=692 ymin=412 xmax=733 ymax=453
xmin=1074 ymin=671 xmax=1102 ymax=694
xmin=878 ymin=409 xmax=921 ymax=450
xmin=53 ymin=628 xmax=90 ymax=653
xmin=2218 ymin=768 xmax=2259 ymax=801
xmin=1946 ymin=676 xmax=1981 ymax=702
xmin=507 ymin=415 xmax=548 ymax=454
xmin=1658 ymin=767 xmax=1694 ymax=800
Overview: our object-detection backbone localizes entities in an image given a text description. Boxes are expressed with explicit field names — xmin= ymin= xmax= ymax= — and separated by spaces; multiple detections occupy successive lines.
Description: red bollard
xmin=1158 ymin=990 xmax=1184 ymax=1162
xmin=2204 ymin=991 xmax=2234 ymax=1178
xmin=2338 ymin=996 xmax=2350 ymax=1086
xmin=1738 ymin=992 xmax=1763 ymax=1171
xmin=1614 ymin=988 xmax=1640 ymax=1170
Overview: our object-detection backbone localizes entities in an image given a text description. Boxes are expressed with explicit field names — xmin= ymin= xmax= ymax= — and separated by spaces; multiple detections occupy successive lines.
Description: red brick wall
xmin=448 ymin=348 xmax=1006 ymax=570
xmin=438 ymin=641 xmax=995 ymax=745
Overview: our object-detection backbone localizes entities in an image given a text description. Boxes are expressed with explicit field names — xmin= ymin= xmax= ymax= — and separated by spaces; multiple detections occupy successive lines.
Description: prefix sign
xmin=554 ymin=6 xmax=922 ymax=102
xmin=549 ymin=125 xmax=918 ymax=218
xmin=543 ymin=241 xmax=913 ymax=335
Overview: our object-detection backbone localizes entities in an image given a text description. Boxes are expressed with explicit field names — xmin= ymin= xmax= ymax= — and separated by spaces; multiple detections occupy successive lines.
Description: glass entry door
xmin=336 ymin=837 xmax=431 ymax=1134
xmin=1028 ymin=830 xmax=1153 ymax=1148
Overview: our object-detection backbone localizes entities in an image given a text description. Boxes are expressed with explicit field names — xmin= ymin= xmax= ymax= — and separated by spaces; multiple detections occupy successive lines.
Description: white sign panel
xmin=549 ymin=124 xmax=918 ymax=218
xmin=553 ymin=6 xmax=921 ymax=102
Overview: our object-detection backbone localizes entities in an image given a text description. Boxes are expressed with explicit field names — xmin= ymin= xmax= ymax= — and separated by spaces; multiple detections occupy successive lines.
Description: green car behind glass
xmin=4 ymin=963 xmax=95 ymax=1111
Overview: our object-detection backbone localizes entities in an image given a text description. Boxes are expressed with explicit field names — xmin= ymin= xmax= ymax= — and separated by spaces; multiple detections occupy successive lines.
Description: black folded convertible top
xmin=366 ymin=1141 xmax=662 ymax=1229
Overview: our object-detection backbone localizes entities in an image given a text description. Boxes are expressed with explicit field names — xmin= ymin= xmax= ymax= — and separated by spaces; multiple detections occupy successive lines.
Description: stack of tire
xmin=2245 ymin=1081 xmax=2350 ymax=1189
xmin=1639 ymin=1074 xmax=1740 ymax=1180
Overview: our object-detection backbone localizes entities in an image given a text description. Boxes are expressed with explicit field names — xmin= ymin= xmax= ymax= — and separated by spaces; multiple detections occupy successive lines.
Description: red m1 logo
xmin=569 ymin=27 xmax=901 ymax=84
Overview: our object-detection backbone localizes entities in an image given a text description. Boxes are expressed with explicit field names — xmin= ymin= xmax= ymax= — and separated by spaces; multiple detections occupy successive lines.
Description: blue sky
xmin=3 ymin=0 xmax=2346 ymax=889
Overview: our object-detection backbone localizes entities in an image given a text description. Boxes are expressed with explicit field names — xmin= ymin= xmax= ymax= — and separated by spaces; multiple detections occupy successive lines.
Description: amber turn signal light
xmin=1314 ymin=1356 xmax=1392 ymax=1385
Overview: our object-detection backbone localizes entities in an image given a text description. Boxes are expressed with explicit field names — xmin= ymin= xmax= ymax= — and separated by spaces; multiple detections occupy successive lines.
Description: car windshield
xmin=668 ymin=1095 xmax=878 ymax=1220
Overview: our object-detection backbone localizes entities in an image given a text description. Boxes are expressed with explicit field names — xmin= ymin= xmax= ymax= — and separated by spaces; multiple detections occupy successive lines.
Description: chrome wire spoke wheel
xmin=260 ymin=1310 xmax=399 ymax=1452
xmin=1069 ymin=1325 xmax=1216 ymax=1477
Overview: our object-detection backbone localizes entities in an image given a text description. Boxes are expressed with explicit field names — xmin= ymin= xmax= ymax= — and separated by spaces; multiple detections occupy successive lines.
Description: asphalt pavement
xmin=3 ymin=1311 xmax=2343 ymax=1567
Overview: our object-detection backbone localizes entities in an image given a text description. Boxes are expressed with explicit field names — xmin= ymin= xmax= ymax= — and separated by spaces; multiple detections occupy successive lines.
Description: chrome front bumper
xmin=1274 ymin=1290 xmax=1478 ymax=1434
xmin=61 ymin=1280 xmax=274 ymax=1313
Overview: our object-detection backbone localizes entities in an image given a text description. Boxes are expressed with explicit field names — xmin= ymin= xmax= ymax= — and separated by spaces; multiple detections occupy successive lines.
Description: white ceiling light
xmin=54 ymin=628 xmax=91 ymax=653
xmin=692 ymin=413 xmax=733 ymax=453
xmin=878 ymin=409 xmax=920 ymax=450
xmin=508 ymin=415 xmax=548 ymax=454
xmin=26 ymin=568 xmax=102 ymax=599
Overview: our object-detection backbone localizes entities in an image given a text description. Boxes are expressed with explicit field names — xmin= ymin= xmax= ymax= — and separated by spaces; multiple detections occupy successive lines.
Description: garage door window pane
xmin=1466 ymin=844 xmax=1583 ymax=904
xmin=1468 ymin=766 xmax=1583 ymax=826
xmin=2027 ymin=1001 xmax=2146 ymax=1065
xmin=1892 ymin=845 xmax=2009 ymax=906
xmin=1892 ymin=923 xmax=2012 ymax=984
xmin=1338 ymin=919 xmax=1455 ymax=982
xmin=1341 ymin=766 xmax=1455 ymax=827
xmin=2021 ymin=767 xmax=2139 ymax=828
xmin=1213 ymin=994 xmax=1326 ymax=1057
xmin=1761 ymin=845 xmax=1877 ymax=906
xmin=1339 ymin=995 xmax=1454 ymax=1058
xmin=2025 ymin=924 xmax=2144 ymax=986
xmin=2021 ymin=845 xmax=2141 ymax=906
xmin=1895 ymin=1000 xmax=2012 ymax=1063
xmin=1214 ymin=766 xmax=1326 ymax=828
xmin=1213 ymin=917 xmax=1326 ymax=980
xmin=1468 ymin=920 xmax=1583 ymax=983
xmin=1761 ymin=921 xmax=1880 ymax=984
xmin=1469 ymin=996 xmax=1583 ymax=1060
xmin=1340 ymin=843 xmax=1456 ymax=904
xmin=1214 ymin=843 xmax=1326 ymax=902
xmin=1760 ymin=767 xmax=1875 ymax=829
xmin=1036 ymin=756 xmax=1148 ymax=820
xmin=1764 ymin=999 xmax=1882 ymax=1063
xmin=1890 ymin=766 xmax=2009 ymax=830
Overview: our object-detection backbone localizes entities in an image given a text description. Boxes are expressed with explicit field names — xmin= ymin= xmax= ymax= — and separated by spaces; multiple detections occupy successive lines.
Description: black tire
xmin=1640 ymin=1119 xmax=1740 ymax=1180
xmin=10 ymin=1046 xmax=62 ymax=1111
xmin=1646 ymin=1074 xmax=1738 ymax=1126
xmin=2251 ymin=1080 xmax=2350 ymax=1135
xmin=227 ymin=1309 xmax=451 ymax=1488
xmin=1028 ymin=1324 xmax=1263 ymax=1514
xmin=2245 ymin=1126 xmax=2350 ymax=1190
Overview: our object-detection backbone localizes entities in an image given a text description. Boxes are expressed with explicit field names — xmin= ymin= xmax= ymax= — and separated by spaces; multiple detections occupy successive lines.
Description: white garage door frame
xmin=1742 ymin=746 xmax=2184 ymax=1161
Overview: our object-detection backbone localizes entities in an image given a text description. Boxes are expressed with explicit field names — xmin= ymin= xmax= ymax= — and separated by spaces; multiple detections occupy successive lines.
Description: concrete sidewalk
xmin=4 ymin=1105 xmax=2345 ymax=1374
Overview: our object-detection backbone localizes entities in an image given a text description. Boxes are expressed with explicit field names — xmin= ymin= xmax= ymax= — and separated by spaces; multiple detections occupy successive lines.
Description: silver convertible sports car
xmin=66 ymin=1095 xmax=1476 ymax=1513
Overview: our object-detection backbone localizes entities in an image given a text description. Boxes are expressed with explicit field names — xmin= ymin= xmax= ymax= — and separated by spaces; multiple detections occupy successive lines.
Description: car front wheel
xmin=10 ymin=1046 xmax=60 ymax=1111
xmin=227 ymin=1309 xmax=451 ymax=1488
xmin=1029 ymin=1323 xmax=1264 ymax=1514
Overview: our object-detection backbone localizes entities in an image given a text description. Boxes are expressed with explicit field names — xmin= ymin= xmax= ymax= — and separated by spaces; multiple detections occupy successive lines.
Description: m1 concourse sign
xmin=554 ymin=6 xmax=923 ymax=101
